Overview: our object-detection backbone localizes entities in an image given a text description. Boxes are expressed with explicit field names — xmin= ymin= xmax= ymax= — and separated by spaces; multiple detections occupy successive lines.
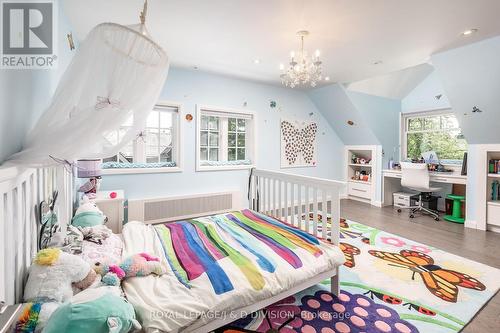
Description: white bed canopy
xmin=8 ymin=3 xmax=169 ymax=166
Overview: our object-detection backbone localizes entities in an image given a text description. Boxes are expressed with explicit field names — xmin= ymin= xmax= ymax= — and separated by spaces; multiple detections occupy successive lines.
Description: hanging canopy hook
xmin=140 ymin=0 xmax=148 ymax=25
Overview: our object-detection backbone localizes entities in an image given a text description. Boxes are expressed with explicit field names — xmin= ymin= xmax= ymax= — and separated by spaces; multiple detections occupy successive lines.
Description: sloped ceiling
xmin=307 ymin=84 xmax=380 ymax=145
xmin=431 ymin=36 xmax=500 ymax=144
xmin=346 ymin=63 xmax=434 ymax=99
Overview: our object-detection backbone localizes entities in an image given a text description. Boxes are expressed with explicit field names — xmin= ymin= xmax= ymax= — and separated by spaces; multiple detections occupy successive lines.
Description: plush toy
xmin=43 ymin=286 xmax=141 ymax=333
xmin=94 ymin=253 xmax=165 ymax=286
xmin=24 ymin=248 xmax=98 ymax=303
xmin=72 ymin=195 xmax=107 ymax=228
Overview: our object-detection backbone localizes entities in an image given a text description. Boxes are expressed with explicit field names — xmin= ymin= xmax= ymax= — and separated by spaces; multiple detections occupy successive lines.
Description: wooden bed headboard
xmin=0 ymin=166 xmax=74 ymax=305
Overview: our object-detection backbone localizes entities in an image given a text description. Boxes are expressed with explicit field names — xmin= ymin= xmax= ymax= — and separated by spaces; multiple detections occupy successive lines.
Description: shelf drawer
xmin=348 ymin=182 xmax=371 ymax=199
xmin=487 ymin=203 xmax=500 ymax=227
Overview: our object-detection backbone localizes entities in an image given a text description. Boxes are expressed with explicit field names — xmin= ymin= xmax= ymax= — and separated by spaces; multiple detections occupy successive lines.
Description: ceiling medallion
xmin=280 ymin=30 xmax=323 ymax=88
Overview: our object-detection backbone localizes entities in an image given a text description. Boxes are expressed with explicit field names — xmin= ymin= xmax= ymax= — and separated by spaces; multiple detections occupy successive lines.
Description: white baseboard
xmin=373 ymin=200 xmax=383 ymax=207
xmin=464 ymin=219 xmax=481 ymax=230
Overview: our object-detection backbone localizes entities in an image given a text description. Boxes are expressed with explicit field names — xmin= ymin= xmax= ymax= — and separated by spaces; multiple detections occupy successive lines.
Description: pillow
xmin=43 ymin=287 xmax=141 ymax=333
xmin=81 ymin=232 xmax=123 ymax=266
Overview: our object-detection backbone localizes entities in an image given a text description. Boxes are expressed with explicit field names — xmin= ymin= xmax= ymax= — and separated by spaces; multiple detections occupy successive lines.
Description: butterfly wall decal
xmin=369 ymin=249 xmax=486 ymax=302
xmin=281 ymin=120 xmax=317 ymax=167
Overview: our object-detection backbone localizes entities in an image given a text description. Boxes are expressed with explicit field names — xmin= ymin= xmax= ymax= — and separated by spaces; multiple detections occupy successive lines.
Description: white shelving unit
xmin=486 ymin=151 xmax=500 ymax=232
xmin=345 ymin=145 xmax=380 ymax=206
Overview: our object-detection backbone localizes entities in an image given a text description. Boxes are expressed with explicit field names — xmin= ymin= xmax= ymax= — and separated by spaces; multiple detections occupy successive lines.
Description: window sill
xmin=101 ymin=167 xmax=183 ymax=175
xmin=196 ymin=164 xmax=255 ymax=172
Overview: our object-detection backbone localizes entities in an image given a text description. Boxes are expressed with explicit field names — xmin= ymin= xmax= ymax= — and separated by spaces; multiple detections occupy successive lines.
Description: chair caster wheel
xmin=434 ymin=217 xmax=440 ymax=221
xmin=409 ymin=214 xmax=414 ymax=218
xmin=397 ymin=209 xmax=402 ymax=213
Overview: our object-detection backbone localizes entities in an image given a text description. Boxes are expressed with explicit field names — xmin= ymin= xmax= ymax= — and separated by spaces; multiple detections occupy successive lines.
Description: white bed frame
xmin=186 ymin=168 xmax=345 ymax=333
xmin=0 ymin=165 xmax=344 ymax=332
xmin=0 ymin=166 xmax=73 ymax=306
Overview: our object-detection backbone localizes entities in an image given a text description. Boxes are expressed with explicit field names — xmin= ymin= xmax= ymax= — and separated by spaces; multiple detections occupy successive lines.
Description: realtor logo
xmin=1 ymin=0 xmax=57 ymax=69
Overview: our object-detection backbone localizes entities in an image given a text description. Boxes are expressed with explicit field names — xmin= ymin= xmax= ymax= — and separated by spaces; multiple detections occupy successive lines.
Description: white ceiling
xmin=346 ymin=63 xmax=434 ymax=99
xmin=62 ymin=0 xmax=500 ymax=87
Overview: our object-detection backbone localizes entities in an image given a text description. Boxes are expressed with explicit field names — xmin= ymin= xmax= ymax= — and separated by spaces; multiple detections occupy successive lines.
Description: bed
xmin=0 ymin=167 xmax=345 ymax=333
xmin=121 ymin=169 xmax=345 ymax=332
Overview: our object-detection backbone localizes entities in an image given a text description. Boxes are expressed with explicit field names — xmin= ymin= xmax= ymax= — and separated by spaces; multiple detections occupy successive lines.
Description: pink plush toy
xmin=94 ymin=253 xmax=164 ymax=286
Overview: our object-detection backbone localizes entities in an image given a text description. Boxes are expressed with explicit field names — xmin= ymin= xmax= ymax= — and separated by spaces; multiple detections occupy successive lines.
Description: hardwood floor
xmin=340 ymin=199 xmax=500 ymax=333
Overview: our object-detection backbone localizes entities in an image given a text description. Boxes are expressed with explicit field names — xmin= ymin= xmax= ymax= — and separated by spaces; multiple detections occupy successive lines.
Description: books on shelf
xmin=488 ymin=159 xmax=500 ymax=174
xmin=492 ymin=180 xmax=500 ymax=201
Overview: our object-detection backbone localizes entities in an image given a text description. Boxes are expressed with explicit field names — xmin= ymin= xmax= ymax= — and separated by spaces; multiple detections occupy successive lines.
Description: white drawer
xmin=487 ymin=203 xmax=500 ymax=227
xmin=393 ymin=197 xmax=410 ymax=208
xmin=348 ymin=182 xmax=371 ymax=199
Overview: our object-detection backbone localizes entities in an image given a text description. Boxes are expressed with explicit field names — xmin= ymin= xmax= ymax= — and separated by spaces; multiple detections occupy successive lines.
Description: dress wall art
xmin=280 ymin=119 xmax=318 ymax=168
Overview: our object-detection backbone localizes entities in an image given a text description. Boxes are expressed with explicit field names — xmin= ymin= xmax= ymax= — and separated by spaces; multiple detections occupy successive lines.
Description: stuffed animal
xmin=72 ymin=195 xmax=107 ymax=228
xmin=24 ymin=248 xmax=98 ymax=303
xmin=43 ymin=286 xmax=141 ymax=333
xmin=94 ymin=253 xmax=165 ymax=286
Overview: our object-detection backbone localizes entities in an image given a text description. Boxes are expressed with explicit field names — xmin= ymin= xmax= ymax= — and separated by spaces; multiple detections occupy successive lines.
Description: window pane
xmin=228 ymin=118 xmax=237 ymax=132
xmin=209 ymin=132 xmax=219 ymax=146
xmin=228 ymin=133 xmax=236 ymax=147
xmin=228 ymin=148 xmax=236 ymax=161
xmin=407 ymin=130 xmax=467 ymax=160
xmin=237 ymin=148 xmax=246 ymax=160
xmin=237 ymin=133 xmax=245 ymax=147
xmin=201 ymin=115 xmax=208 ymax=130
xmin=424 ymin=116 xmax=440 ymax=130
xmin=237 ymin=119 xmax=246 ymax=132
xmin=160 ymin=146 xmax=172 ymax=162
xmin=102 ymin=155 xmax=117 ymax=163
xmin=160 ymin=129 xmax=172 ymax=147
xmin=209 ymin=148 xmax=219 ymax=161
xmin=408 ymin=118 xmax=422 ymax=131
xmin=146 ymin=111 xmax=159 ymax=128
xmin=209 ymin=116 xmax=219 ymax=130
xmin=441 ymin=115 xmax=459 ymax=129
xmin=160 ymin=111 xmax=173 ymax=128
xmin=200 ymin=148 xmax=208 ymax=160
xmin=200 ymin=131 xmax=208 ymax=146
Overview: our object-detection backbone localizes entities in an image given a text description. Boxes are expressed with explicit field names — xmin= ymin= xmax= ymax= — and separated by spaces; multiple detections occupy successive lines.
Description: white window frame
xmin=102 ymin=101 xmax=183 ymax=175
xmin=196 ymin=105 xmax=257 ymax=172
xmin=400 ymin=108 xmax=466 ymax=165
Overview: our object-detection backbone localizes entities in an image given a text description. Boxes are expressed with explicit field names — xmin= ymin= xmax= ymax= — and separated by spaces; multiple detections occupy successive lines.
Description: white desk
xmin=382 ymin=169 xmax=467 ymax=207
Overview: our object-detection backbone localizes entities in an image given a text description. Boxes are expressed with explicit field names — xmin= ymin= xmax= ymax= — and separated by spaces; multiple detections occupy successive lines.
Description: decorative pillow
xmin=81 ymin=232 xmax=123 ymax=266
xmin=43 ymin=287 xmax=141 ymax=333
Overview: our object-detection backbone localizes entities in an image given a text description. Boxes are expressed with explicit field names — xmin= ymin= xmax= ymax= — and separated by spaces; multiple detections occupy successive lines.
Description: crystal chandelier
xmin=280 ymin=31 xmax=323 ymax=88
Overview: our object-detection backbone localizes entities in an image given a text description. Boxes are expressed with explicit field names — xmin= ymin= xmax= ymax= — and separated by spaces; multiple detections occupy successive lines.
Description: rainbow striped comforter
xmin=121 ymin=209 xmax=345 ymax=332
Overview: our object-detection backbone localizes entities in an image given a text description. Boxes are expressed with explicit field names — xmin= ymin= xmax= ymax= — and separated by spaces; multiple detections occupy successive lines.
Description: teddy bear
xmin=94 ymin=253 xmax=165 ymax=286
xmin=72 ymin=195 xmax=108 ymax=228
xmin=24 ymin=248 xmax=98 ymax=303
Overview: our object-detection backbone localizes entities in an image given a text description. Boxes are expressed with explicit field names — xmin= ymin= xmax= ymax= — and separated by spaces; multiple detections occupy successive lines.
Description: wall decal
xmin=185 ymin=113 xmax=193 ymax=122
xmin=280 ymin=119 xmax=318 ymax=168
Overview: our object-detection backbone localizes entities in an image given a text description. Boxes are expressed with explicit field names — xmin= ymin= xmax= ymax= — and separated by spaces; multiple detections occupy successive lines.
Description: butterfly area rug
xmin=217 ymin=216 xmax=500 ymax=333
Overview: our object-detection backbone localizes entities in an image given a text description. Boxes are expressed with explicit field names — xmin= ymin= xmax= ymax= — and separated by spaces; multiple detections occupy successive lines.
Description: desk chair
xmin=398 ymin=162 xmax=441 ymax=221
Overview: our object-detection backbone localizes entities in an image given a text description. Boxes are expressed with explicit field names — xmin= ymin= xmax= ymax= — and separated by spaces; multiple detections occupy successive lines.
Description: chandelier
xmin=280 ymin=31 xmax=323 ymax=88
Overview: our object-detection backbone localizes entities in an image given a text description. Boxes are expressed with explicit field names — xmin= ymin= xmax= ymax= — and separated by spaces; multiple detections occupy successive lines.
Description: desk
xmin=382 ymin=169 xmax=467 ymax=206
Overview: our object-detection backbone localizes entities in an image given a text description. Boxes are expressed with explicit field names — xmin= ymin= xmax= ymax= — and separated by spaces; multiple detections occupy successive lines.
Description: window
xmin=401 ymin=110 xmax=467 ymax=164
xmin=197 ymin=106 xmax=255 ymax=171
xmin=102 ymin=103 xmax=181 ymax=174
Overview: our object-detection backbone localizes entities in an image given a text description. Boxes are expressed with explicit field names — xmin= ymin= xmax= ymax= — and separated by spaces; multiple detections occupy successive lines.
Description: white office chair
xmin=398 ymin=162 xmax=441 ymax=221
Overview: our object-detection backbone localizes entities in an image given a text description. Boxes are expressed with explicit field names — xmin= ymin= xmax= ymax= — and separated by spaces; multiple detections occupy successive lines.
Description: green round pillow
xmin=43 ymin=287 xmax=140 ymax=333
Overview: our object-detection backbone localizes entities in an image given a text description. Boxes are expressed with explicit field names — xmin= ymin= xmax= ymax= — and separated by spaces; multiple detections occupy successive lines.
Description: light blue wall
xmin=432 ymin=35 xmax=500 ymax=144
xmin=0 ymin=2 xmax=75 ymax=164
xmin=401 ymin=70 xmax=451 ymax=113
xmin=101 ymin=68 xmax=345 ymax=202
xmin=307 ymin=84 xmax=380 ymax=146
xmin=347 ymin=91 xmax=401 ymax=166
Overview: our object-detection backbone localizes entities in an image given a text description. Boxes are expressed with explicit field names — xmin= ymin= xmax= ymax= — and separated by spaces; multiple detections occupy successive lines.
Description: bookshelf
xmin=487 ymin=151 xmax=500 ymax=232
xmin=345 ymin=145 xmax=380 ymax=206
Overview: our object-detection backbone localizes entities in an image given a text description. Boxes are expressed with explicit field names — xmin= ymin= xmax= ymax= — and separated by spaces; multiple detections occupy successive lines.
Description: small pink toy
xmin=94 ymin=253 xmax=164 ymax=286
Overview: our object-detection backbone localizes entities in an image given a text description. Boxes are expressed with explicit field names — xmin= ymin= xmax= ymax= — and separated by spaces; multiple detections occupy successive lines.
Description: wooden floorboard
xmin=340 ymin=199 xmax=500 ymax=333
